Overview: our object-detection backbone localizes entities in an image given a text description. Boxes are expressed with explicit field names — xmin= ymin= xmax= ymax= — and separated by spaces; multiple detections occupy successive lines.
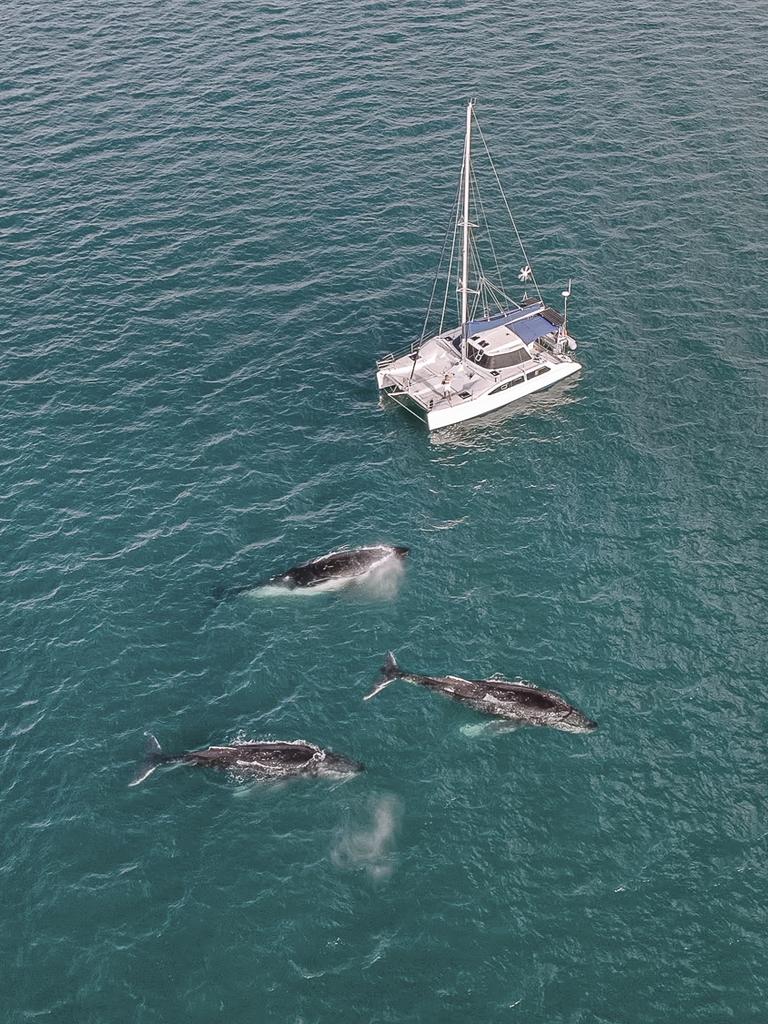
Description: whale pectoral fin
xmin=459 ymin=720 xmax=521 ymax=739
xmin=488 ymin=720 xmax=523 ymax=733
xmin=459 ymin=722 xmax=493 ymax=738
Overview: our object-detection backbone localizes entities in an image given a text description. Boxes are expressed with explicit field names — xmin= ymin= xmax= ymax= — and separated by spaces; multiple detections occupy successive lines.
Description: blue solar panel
xmin=467 ymin=304 xmax=544 ymax=335
xmin=466 ymin=304 xmax=559 ymax=344
xmin=509 ymin=315 xmax=558 ymax=343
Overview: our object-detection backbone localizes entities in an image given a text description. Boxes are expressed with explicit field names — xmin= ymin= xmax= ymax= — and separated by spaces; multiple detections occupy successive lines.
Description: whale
xmin=129 ymin=734 xmax=365 ymax=787
xmin=214 ymin=544 xmax=410 ymax=599
xmin=364 ymin=652 xmax=597 ymax=734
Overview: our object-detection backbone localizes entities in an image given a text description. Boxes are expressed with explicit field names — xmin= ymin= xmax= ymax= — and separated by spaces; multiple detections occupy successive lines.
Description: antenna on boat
xmin=561 ymin=279 xmax=572 ymax=334
xmin=459 ymin=98 xmax=474 ymax=365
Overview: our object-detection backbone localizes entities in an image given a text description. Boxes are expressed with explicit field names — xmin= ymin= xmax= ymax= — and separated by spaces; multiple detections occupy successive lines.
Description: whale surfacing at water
xmin=364 ymin=652 xmax=597 ymax=734
xmin=214 ymin=544 xmax=410 ymax=599
xmin=129 ymin=735 xmax=365 ymax=787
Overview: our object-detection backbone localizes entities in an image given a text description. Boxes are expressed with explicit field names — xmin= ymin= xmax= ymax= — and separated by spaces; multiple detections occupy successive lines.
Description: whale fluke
xmin=364 ymin=651 xmax=402 ymax=701
xmin=129 ymin=733 xmax=164 ymax=787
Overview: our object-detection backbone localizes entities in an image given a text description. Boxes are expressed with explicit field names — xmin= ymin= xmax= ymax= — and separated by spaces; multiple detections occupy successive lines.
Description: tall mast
xmin=460 ymin=99 xmax=473 ymax=364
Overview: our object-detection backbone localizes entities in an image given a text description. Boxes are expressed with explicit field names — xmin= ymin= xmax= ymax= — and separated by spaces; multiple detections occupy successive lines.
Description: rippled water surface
xmin=3 ymin=1 xmax=767 ymax=1021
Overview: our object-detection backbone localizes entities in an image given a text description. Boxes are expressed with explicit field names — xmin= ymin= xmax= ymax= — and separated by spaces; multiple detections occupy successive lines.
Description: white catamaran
xmin=376 ymin=101 xmax=581 ymax=431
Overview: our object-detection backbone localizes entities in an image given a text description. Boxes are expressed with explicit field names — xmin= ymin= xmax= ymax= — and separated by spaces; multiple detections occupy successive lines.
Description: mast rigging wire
xmin=418 ymin=107 xmax=545 ymax=353
xmin=473 ymin=114 xmax=543 ymax=303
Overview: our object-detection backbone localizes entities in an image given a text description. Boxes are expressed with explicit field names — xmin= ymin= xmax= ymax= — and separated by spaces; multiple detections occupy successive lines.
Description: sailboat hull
xmin=424 ymin=358 xmax=580 ymax=430
xmin=377 ymin=310 xmax=582 ymax=432
xmin=378 ymin=357 xmax=581 ymax=431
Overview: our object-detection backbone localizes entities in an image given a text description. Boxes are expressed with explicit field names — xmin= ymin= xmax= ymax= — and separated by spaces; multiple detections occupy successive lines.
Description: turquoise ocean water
xmin=3 ymin=1 xmax=767 ymax=1020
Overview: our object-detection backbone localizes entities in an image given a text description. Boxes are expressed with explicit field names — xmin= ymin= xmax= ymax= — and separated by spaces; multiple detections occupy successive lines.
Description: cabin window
xmin=490 ymin=376 xmax=524 ymax=395
xmin=489 ymin=365 xmax=551 ymax=395
xmin=491 ymin=348 xmax=529 ymax=370
xmin=469 ymin=345 xmax=530 ymax=370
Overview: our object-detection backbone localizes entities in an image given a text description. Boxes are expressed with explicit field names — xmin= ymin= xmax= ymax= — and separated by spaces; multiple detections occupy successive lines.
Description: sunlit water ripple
xmin=2 ymin=1 xmax=767 ymax=1021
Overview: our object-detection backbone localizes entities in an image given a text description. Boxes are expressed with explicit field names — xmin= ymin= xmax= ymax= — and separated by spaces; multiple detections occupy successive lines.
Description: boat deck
xmin=378 ymin=338 xmax=572 ymax=413
xmin=378 ymin=345 xmax=488 ymax=413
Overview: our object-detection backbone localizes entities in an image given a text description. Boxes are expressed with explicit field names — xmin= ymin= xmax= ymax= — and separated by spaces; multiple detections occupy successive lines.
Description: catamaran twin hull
xmin=377 ymin=302 xmax=581 ymax=431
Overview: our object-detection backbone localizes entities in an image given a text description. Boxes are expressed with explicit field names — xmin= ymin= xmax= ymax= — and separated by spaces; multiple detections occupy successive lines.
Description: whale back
xmin=474 ymin=679 xmax=597 ymax=731
xmin=479 ymin=680 xmax=567 ymax=710
xmin=284 ymin=546 xmax=395 ymax=587
xmin=185 ymin=741 xmax=320 ymax=769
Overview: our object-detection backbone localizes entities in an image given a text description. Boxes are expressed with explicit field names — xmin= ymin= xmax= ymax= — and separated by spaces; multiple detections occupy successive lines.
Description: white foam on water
xmin=349 ymin=555 xmax=406 ymax=601
xmin=427 ymin=517 xmax=468 ymax=531
xmin=330 ymin=794 xmax=402 ymax=881
xmin=245 ymin=579 xmax=347 ymax=599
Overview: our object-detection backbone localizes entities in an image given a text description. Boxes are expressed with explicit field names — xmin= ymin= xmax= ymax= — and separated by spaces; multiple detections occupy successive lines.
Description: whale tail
xmin=129 ymin=733 xmax=164 ymax=787
xmin=364 ymin=651 xmax=402 ymax=701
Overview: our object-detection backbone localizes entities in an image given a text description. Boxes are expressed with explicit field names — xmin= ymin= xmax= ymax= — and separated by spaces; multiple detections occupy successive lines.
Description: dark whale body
xmin=271 ymin=545 xmax=409 ymax=589
xmin=365 ymin=653 xmax=597 ymax=734
xmin=215 ymin=544 xmax=409 ymax=599
xmin=129 ymin=735 xmax=365 ymax=787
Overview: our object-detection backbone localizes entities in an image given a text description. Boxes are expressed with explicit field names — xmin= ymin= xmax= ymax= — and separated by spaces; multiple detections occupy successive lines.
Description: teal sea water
xmin=3 ymin=1 xmax=767 ymax=1020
